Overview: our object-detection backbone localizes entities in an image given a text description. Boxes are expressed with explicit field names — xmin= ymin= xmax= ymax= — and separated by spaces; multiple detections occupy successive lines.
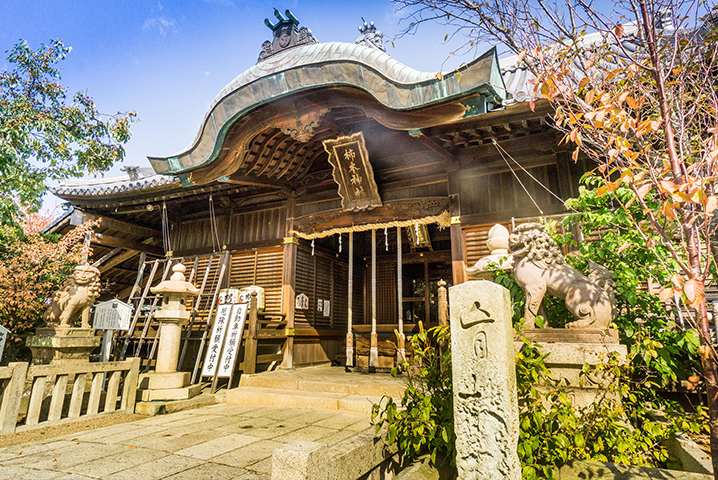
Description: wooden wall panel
xmin=173 ymin=219 xmax=217 ymax=252
xmin=459 ymin=164 xmax=564 ymax=217
xmin=295 ymin=246 xmax=315 ymax=328
xmin=228 ymin=247 xmax=284 ymax=315
xmin=229 ymin=207 xmax=286 ymax=244
xmin=333 ymin=263 xmax=348 ymax=331
xmin=463 ymin=223 xmax=511 ymax=269
xmin=314 ymin=259 xmax=333 ymax=329
xmin=294 ymin=243 xmax=355 ymax=330
xmin=293 ymin=339 xmax=340 ymax=366
xmin=375 ymin=262 xmax=397 ymax=325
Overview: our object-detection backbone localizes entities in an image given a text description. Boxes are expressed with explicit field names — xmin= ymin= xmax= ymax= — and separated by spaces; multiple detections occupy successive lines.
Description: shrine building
xmin=47 ymin=10 xmax=591 ymax=376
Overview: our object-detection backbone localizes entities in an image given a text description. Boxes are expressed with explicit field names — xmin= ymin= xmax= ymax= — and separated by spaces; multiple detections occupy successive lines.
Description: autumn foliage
xmin=0 ymin=213 xmax=96 ymax=361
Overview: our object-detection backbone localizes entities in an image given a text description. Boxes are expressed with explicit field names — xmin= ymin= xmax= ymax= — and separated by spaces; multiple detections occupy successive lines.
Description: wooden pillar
xmin=448 ymin=173 xmax=466 ymax=286
xmin=346 ymin=232 xmax=354 ymax=367
xmin=424 ymin=259 xmax=430 ymax=326
xmin=396 ymin=227 xmax=405 ymax=363
xmin=281 ymin=195 xmax=297 ymax=369
xmin=450 ymin=217 xmax=466 ymax=286
xmin=370 ymin=229 xmax=378 ymax=368
xmin=438 ymin=280 xmax=448 ymax=326
xmin=244 ymin=292 xmax=259 ymax=375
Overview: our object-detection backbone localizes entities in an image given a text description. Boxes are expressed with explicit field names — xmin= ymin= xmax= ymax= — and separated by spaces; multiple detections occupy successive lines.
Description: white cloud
xmin=204 ymin=71 xmax=211 ymax=76
xmin=143 ymin=17 xmax=177 ymax=36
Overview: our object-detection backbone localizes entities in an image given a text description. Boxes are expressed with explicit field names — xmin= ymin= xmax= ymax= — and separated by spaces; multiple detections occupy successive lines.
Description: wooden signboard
xmin=202 ymin=304 xmax=233 ymax=377
xmin=202 ymin=303 xmax=249 ymax=378
xmin=323 ymin=132 xmax=382 ymax=211
xmin=295 ymin=293 xmax=309 ymax=310
xmin=217 ymin=303 xmax=248 ymax=378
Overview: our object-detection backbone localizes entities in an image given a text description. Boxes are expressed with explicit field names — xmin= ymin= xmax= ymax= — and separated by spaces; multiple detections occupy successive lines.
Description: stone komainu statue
xmin=508 ymin=223 xmax=617 ymax=329
xmin=43 ymin=265 xmax=101 ymax=329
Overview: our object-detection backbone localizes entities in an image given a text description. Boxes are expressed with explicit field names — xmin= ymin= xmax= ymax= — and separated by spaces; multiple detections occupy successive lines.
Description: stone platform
xmin=227 ymin=364 xmax=406 ymax=416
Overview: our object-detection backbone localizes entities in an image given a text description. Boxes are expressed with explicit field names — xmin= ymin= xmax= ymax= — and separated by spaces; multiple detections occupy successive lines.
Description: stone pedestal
xmin=26 ymin=327 xmax=102 ymax=365
xmin=137 ymin=371 xmax=202 ymax=401
xmin=449 ymin=280 xmax=520 ymax=480
xmin=516 ymin=328 xmax=627 ymax=409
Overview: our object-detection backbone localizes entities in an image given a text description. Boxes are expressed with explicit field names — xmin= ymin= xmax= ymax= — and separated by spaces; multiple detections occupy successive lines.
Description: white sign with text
xmin=201 ymin=304 xmax=233 ymax=377
xmin=217 ymin=303 xmax=248 ymax=378
xmin=93 ymin=300 xmax=132 ymax=331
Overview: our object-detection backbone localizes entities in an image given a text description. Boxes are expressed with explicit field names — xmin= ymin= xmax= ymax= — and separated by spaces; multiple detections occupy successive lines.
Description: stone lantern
xmin=137 ymin=262 xmax=201 ymax=402
xmin=465 ymin=224 xmax=514 ymax=280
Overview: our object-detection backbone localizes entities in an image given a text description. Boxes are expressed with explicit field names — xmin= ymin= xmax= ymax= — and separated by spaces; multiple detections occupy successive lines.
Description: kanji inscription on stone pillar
xmin=449 ymin=280 xmax=520 ymax=480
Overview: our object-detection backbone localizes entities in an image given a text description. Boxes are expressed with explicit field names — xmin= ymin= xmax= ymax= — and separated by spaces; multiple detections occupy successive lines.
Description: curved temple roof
xmin=147 ymin=41 xmax=507 ymax=179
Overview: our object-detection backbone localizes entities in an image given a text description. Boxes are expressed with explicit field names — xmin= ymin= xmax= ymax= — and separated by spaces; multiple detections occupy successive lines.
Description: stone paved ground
xmin=0 ymin=403 xmax=373 ymax=480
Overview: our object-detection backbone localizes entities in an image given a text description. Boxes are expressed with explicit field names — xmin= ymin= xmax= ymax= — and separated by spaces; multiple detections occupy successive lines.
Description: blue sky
xmin=1 ymin=1 xmax=491 ymax=210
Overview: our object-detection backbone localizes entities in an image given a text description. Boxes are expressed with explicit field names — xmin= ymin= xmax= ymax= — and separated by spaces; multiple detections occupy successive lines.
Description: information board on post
xmin=93 ymin=300 xmax=133 ymax=331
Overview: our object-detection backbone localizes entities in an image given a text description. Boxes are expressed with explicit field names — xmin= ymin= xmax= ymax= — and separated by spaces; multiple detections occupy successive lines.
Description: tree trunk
xmin=695 ymin=286 xmax=718 ymax=478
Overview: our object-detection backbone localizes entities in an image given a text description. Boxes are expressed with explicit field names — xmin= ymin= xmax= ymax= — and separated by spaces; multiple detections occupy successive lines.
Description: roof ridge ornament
xmin=257 ymin=8 xmax=319 ymax=64
xmin=354 ymin=18 xmax=386 ymax=52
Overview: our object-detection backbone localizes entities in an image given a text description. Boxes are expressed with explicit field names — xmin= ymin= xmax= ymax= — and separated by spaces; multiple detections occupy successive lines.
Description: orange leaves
xmin=596 ymin=181 xmax=618 ymax=197
xmin=659 ymin=276 xmax=705 ymax=309
xmin=661 ymin=201 xmax=676 ymax=219
xmin=637 ymin=184 xmax=652 ymax=199
xmin=706 ymin=196 xmax=718 ymax=215
xmin=683 ymin=278 xmax=704 ymax=306
xmin=625 ymin=96 xmax=640 ymax=110
xmin=0 ymin=221 xmax=96 ymax=336
xmin=659 ymin=180 xmax=678 ymax=193
xmin=635 ymin=120 xmax=662 ymax=137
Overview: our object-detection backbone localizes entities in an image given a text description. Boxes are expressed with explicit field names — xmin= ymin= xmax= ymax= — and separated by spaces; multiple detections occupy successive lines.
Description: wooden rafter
xmin=222 ymin=173 xmax=292 ymax=190
xmin=257 ymin=135 xmax=290 ymax=177
xmin=246 ymin=129 xmax=284 ymax=175
xmin=93 ymin=234 xmax=164 ymax=257
xmin=71 ymin=210 xmax=161 ymax=239
xmin=92 ymin=247 xmax=122 ymax=268
xmin=409 ymin=132 xmax=460 ymax=170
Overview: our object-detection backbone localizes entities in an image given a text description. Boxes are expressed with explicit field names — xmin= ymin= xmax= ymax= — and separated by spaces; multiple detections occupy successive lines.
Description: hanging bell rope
xmin=290 ymin=211 xmax=451 ymax=240
xmin=161 ymin=201 xmax=172 ymax=256
xmin=208 ymin=195 xmax=222 ymax=253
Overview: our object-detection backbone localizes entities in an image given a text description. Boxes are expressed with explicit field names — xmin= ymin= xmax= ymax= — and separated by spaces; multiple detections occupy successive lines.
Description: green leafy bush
xmin=371 ymin=323 xmax=455 ymax=468
xmin=373 ymin=332 xmax=707 ymax=479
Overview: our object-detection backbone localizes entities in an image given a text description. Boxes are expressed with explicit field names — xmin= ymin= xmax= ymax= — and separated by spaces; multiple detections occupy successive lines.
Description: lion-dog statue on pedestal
xmin=508 ymin=223 xmax=616 ymax=329
xmin=43 ymin=264 xmax=101 ymax=328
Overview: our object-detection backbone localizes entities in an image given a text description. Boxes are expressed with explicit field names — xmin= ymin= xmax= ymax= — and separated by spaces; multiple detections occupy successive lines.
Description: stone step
xmin=238 ymin=374 xmax=406 ymax=398
xmin=225 ymin=386 xmax=395 ymax=415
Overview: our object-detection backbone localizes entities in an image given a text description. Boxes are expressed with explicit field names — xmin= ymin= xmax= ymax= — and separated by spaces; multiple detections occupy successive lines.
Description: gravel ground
xmin=0 ymin=413 xmax=149 ymax=448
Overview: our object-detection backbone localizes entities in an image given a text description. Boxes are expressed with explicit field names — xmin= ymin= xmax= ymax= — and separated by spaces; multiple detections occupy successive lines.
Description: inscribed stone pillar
xmin=449 ymin=280 xmax=520 ymax=480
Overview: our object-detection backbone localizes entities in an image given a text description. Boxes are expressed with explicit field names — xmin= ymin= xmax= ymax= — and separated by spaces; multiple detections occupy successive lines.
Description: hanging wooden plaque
xmin=323 ymin=132 xmax=382 ymax=211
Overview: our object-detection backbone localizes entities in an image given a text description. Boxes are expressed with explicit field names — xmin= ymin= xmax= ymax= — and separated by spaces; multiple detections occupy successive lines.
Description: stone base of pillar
xmin=396 ymin=334 xmax=406 ymax=364
xmin=137 ymin=371 xmax=201 ymax=402
xmin=345 ymin=333 xmax=354 ymax=367
xmin=369 ymin=333 xmax=378 ymax=367
xmin=26 ymin=327 xmax=102 ymax=365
